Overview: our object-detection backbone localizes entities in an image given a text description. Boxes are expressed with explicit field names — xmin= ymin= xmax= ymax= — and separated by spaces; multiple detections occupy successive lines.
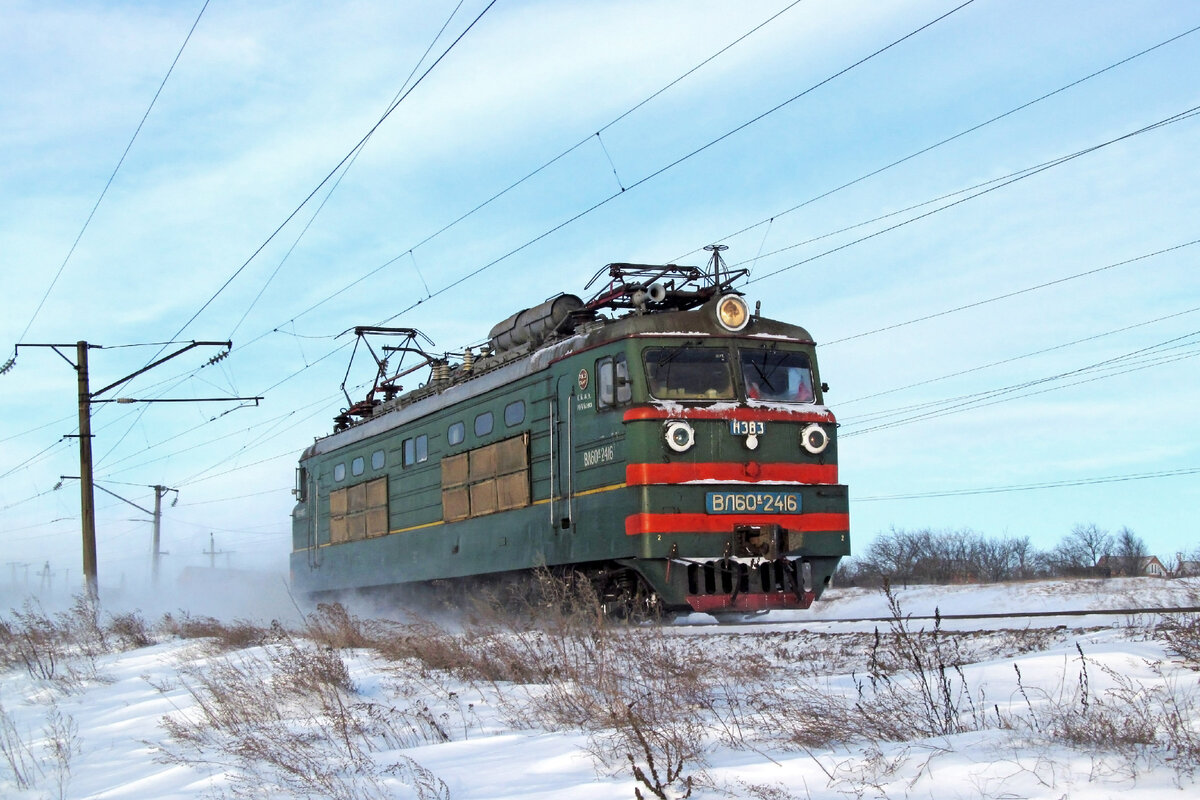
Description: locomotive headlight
xmin=664 ymin=420 xmax=696 ymax=453
xmin=715 ymin=295 xmax=750 ymax=332
xmin=800 ymin=423 xmax=829 ymax=455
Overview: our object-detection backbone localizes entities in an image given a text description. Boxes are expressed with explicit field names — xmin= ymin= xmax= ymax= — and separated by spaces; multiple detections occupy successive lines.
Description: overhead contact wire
xmin=157 ymin=0 xmax=499 ymax=356
xmin=745 ymin=105 xmax=1200 ymax=286
xmin=12 ymin=0 xmax=211 ymax=346
xmin=376 ymin=0 xmax=979 ymax=323
xmin=675 ymin=20 xmax=1200 ymax=265
xmin=264 ymin=0 xmax=813 ymax=336
xmin=91 ymin=1 xmax=499 ymax=468
xmin=227 ymin=0 xmax=469 ymax=340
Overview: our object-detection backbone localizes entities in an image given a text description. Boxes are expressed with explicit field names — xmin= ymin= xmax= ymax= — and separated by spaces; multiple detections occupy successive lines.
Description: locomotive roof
xmin=303 ymin=295 xmax=817 ymax=460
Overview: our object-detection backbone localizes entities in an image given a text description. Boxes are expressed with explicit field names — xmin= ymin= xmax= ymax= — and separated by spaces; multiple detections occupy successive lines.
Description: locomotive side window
xmin=597 ymin=354 xmax=632 ymax=409
xmin=616 ymin=354 xmax=631 ymax=404
xmin=403 ymin=434 xmax=429 ymax=466
xmin=598 ymin=357 xmax=614 ymax=407
xmin=643 ymin=347 xmax=734 ymax=400
xmin=475 ymin=411 xmax=494 ymax=437
xmin=739 ymin=348 xmax=815 ymax=403
xmin=504 ymin=400 xmax=525 ymax=427
xmin=371 ymin=449 xmax=385 ymax=470
xmin=333 ymin=463 xmax=346 ymax=482
xmin=448 ymin=421 xmax=465 ymax=446
xmin=351 ymin=456 xmax=365 ymax=476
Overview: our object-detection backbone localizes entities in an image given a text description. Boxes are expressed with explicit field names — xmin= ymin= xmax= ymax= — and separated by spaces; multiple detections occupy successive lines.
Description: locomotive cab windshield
xmin=643 ymin=347 xmax=735 ymax=400
xmin=642 ymin=344 xmax=816 ymax=404
xmin=740 ymin=348 xmax=815 ymax=404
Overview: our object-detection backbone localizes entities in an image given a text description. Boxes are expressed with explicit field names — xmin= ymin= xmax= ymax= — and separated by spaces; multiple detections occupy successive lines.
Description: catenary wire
xmin=9 ymin=6 xmax=1190 ymax=542
xmin=246 ymin=0 xmax=815 ymax=341
xmin=81 ymin=85 xmax=1197 ymax=497
xmin=12 ymin=1 xmax=211 ymax=347
xmin=824 ymin=237 xmax=1200 ymax=348
xmin=372 ymin=0 xmax=979 ymax=325
xmin=839 ymin=303 xmax=1200 ymax=406
xmin=856 ymin=466 xmax=1200 ymax=501
xmin=841 ymin=332 xmax=1200 ymax=424
xmin=131 ymin=0 xmax=499 ymax=391
xmin=5 ymin=13 xmax=1185 ymax=466
xmin=92 ymin=1 xmax=500 ymax=467
xmin=745 ymin=105 xmax=1200 ymax=286
xmin=672 ymin=20 xmax=1200 ymax=265
xmin=226 ymin=0 xmax=470 ymax=340
xmin=840 ymin=332 xmax=1200 ymax=435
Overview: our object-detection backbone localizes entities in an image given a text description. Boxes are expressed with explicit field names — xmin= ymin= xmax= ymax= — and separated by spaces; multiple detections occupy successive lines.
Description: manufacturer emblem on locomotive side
xmin=578 ymin=368 xmax=589 ymax=391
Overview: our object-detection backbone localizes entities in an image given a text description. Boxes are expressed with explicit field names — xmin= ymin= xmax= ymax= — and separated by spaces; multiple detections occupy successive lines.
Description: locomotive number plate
xmin=706 ymin=491 xmax=802 ymax=514
xmin=729 ymin=420 xmax=765 ymax=436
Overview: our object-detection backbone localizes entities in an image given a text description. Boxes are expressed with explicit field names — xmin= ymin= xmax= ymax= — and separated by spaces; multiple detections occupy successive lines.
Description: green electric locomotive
xmin=290 ymin=251 xmax=850 ymax=614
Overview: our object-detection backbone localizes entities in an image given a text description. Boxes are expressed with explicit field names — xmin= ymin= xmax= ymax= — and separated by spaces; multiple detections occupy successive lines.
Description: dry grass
xmin=154 ymin=626 xmax=449 ymax=800
xmin=0 ymin=595 xmax=158 ymax=689
xmin=6 ymin=578 xmax=1200 ymax=797
xmin=156 ymin=612 xmax=267 ymax=652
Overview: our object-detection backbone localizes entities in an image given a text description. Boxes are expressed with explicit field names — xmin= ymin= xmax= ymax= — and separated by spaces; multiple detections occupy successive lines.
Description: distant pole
xmin=10 ymin=338 xmax=249 ymax=602
xmin=152 ymin=486 xmax=164 ymax=587
xmin=77 ymin=341 xmax=98 ymax=599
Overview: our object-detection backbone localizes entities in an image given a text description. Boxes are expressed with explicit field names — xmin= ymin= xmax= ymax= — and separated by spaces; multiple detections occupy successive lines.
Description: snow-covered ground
xmin=2 ymin=577 xmax=1199 ymax=800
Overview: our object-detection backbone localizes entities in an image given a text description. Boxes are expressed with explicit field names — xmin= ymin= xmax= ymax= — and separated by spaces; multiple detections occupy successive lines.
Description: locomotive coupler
xmin=733 ymin=523 xmax=785 ymax=560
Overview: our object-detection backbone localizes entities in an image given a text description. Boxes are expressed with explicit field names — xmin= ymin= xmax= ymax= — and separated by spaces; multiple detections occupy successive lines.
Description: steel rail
xmin=711 ymin=605 xmax=1200 ymax=626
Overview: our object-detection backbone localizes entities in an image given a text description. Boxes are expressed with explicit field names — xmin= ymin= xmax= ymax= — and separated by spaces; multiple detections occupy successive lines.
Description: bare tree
xmin=1114 ymin=526 xmax=1148 ymax=576
xmin=1050 ymin=523 xmax=1113 ymax=576
xmin=1008 ymin=535 xmax=1039 ymax=579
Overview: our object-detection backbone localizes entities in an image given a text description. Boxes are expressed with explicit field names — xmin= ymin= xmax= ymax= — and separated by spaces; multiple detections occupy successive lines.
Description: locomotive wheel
xmin=597 ymin=569 xmax=664 ymax=623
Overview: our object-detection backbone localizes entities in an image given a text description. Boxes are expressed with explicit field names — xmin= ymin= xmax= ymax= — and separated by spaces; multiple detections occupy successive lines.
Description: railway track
xmin=704 ymin=604 xmax=1200 ymax=626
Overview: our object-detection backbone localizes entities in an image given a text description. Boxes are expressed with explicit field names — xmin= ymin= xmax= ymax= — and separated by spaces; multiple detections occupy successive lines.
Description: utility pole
xmin=76 ymin=341 xmax=98 ymax=598
xmin=153 ymin=488 xmax=163 ymax=585
xmin=63 ymin=479 xmax=176 ymax=589
xmin=150 ymin=484 xmax=177 ymax=587
xmin=205 ymin=533 xmax=221 ymax=569
xmin=6 ymin=562 xmax=29 ymax=587
xmin=6 ymin=339 xmax=256 ymax=600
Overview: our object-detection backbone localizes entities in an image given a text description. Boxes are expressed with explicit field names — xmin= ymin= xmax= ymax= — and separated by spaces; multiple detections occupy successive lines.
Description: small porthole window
xmin=475 ymin=411 xmax=494 ymax=437
xmin=371 ymin=450 xmax=385 ymax=470
xmin=504 ymin=400 xmax=525 ymax=427
xmin=351 ymin=456 xmax=365 ymax=476
xmin=448 ymin=421 xmax=465 ymax=446
xmin=333 ymin=463 xmax=346 ymax=482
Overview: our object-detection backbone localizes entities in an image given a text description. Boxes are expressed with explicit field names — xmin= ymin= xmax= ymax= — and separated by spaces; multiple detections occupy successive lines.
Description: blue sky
xmin=2 ymin=0 xmax=1198 ymax=591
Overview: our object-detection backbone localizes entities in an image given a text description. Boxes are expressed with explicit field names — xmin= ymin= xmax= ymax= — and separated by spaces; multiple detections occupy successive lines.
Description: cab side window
xmin=597 ymin=353 xmax=631 ymax=409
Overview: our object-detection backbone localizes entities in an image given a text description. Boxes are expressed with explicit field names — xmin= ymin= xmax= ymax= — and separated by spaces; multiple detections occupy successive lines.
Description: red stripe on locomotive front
xmin=626 ymin=462 xmax=838 ymax=485
xmin=623 ymin=406 xmax=836 ymax=423
xmin=625 ymin=512 xmax=849 ymax=536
